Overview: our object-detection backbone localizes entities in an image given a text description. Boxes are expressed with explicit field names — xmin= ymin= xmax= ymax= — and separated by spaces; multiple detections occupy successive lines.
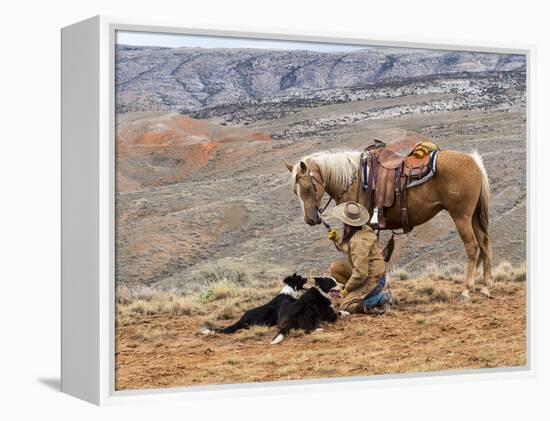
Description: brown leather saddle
xmin=362 ymin=136 xmax=437 ymax=232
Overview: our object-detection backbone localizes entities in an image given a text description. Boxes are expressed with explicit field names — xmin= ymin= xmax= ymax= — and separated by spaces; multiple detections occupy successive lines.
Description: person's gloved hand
xmin=327 ymin=229 xmax=340 ymax=242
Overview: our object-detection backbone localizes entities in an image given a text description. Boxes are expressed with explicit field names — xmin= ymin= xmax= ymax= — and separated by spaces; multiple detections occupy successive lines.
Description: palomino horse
xmin=285 ymin=147 xmax=492 ymax=301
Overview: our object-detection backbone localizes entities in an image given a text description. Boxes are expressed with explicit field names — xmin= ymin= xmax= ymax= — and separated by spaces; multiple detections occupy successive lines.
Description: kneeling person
xmin=328 ymin=202 xmax=393 ymax=315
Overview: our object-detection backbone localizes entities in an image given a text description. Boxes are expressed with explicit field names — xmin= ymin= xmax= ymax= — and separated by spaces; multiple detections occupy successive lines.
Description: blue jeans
xmin=363 ymin=275 xmax=387 ymax=310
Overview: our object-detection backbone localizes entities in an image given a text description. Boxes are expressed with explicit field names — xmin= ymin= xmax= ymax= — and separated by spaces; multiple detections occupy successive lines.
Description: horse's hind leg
xmin=473 ymin=251 xmax=490 ymax=298
xmin=452 ymin=215 xmax=480 ymax=301
xmin=473 ymin=217 xmax=493 ymax=298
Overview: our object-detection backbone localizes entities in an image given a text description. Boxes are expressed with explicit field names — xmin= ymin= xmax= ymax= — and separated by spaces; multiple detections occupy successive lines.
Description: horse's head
xmin=285 ymin=151 xmax=361 ymax=226
xmin=285 ymin=159 xmax=325 ymax=226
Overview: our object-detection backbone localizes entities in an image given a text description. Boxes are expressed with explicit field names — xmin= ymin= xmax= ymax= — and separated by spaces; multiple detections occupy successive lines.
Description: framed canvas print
xmin=61 ymin=16 xmax=533 ymax=405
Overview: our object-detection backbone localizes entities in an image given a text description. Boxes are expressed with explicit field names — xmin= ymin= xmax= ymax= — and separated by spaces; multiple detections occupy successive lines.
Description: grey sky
xmin=116 ymin=30 xmax=367 ymax=52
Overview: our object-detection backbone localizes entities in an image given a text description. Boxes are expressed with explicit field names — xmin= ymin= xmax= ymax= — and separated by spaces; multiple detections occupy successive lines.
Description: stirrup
xmin=370 ymin=208 xmax=380 ymax=227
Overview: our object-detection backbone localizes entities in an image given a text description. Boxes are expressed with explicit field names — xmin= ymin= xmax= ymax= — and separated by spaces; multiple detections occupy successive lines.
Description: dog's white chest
xmin=280 ymin=285 xmax=299 ymax=299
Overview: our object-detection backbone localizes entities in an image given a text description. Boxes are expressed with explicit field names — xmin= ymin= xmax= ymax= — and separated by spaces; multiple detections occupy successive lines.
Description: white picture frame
xmin=61 ymin=15 xmax=535 ymax=405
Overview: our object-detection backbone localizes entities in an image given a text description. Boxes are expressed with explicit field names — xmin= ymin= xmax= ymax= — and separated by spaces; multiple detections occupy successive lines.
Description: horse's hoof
xmin=480 ymin=287 xmax=492 ymax=298
xmin=459 ymin=290 xmax=471 ymax=302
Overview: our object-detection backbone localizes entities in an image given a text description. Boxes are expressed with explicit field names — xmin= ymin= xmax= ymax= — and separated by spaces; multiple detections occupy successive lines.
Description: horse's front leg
xmin=453 ymin=215 xmax=480 ymax=301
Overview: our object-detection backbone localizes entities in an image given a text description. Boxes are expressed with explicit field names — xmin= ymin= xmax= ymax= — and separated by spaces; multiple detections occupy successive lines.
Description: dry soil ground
xmin=115 ymin=272 xmax=526 ymax=390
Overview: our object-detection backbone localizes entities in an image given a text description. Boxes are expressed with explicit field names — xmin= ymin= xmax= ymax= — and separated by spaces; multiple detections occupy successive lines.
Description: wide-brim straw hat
xmin=332 ymin=202 xmax=370 ymax=227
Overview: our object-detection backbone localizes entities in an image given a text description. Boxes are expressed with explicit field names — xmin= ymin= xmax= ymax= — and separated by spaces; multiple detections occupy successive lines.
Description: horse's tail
xmin=470 ymin=151 xmax=492 ymax=266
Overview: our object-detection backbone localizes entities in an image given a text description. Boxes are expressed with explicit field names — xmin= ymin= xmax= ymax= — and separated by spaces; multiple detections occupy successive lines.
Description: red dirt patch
xmin=116 ymin=112 xmax=272 ymax=192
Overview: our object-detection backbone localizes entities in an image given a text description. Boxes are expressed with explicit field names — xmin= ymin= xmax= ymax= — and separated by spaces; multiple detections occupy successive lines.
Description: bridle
xmin=295 ymin=156 xmax=358 ymax=219
xmin=297 ymin=170 xmax=333 ymax=216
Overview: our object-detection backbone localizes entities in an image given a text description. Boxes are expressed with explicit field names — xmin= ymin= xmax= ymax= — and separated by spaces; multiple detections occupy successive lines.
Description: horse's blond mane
xmin=290 ymin=150 xmax=361 ymax=196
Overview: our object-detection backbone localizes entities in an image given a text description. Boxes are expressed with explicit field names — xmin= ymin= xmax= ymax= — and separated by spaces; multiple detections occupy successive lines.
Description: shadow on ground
xmin=37 ymin=377 xmax=60 ymax=392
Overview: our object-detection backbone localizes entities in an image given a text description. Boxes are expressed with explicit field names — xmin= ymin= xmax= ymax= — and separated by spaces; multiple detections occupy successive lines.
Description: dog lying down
xmin=270 ymin=277 xmax=350 ymax=345
xmin=201 ymin=273 xmax=308 ymax=335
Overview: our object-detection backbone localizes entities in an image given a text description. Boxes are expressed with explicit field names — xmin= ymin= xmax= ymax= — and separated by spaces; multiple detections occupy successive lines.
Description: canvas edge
xmin=61 ymin=15 xmax=102 ymax=405
xmin=60 ymin=15 xmax=536 ymax=406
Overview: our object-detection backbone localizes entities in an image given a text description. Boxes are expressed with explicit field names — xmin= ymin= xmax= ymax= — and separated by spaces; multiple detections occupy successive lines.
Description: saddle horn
xmin=364 ymin=137 xmax=387 ymax=152
xmin=374 ymin=137 xmax=386 ymax=147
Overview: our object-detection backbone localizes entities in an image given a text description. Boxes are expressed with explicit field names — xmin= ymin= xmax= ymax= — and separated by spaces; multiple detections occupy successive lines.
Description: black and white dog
xmin=201 ymin=273 xmax=308 ymax=335
xmin=270 ymin=277 xmax=349 ymax=344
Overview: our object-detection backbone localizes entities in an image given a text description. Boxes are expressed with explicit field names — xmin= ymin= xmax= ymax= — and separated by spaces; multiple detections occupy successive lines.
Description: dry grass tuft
xmin=116 ymin=273 xmax=282 ymax=325
xmin=355 ymin=326 xmax=368 ymax=337
xmin=398 ymin=261 xmax=525 ymax=286
xmin=440 ymin=263 xmax=466 ymax=283
xmin=116 ymin=284 xmax=158 ymax=305
xmin=116 ymin=261 xmax=525 ymax=324
xmin=493 ymin=261 xmax=526 ymax=283
xmin=214 ymin=302 xmax=240 ymax=320
xmin=117 ymin=293 xmax=204 ymax=317
xmin=237 ymin=325 xmax=272 ymax=342
xmin=390 ymin=262 xmax=463 ymax=284
xmin=391 ymin=267 xmax=411 ymax=281
xmin=198 ymin=279 xmax=244 ymax=302
xmin=131 ymin=325 xmax=171 ymax=342
xmin=189 ymin=258 xmax=250 ymax=287
xmin=306 ymin=333 xmax=331 ymax=344
xmin=417 ymin=284 xmax=449 ymax=302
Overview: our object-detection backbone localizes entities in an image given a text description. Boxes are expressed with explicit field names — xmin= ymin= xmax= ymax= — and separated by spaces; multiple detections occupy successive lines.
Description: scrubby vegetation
xmin=115 ymin=261 xmax=527 ymax=390
xmin=117 ymin=259 xmax=283 ymax=326
xmin=188 ymin=258 xmax=250 ymax=287
xmin=389 ymin=261 xmax=526 ymax=284
xmin=116 ymin=260 xmax=526 ymax=325
xmin=492 ymin=261 xmax=527 ymax=283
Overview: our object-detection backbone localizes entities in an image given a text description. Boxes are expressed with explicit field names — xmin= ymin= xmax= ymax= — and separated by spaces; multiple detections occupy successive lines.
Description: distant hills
xmin=115 ymin=45 xmax=526 ymax=115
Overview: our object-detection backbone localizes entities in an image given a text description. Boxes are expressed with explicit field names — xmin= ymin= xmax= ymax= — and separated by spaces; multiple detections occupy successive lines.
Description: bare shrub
xmin=432 ymin=289 xmax=450 ymax=302
xmin=424 ymin=264 xmax=445 ymax=282
xmin=417 ymin=261 xmax=525 ymax=285
xmin=166 ymin=296 xmax=203 ymax=315
xmin=417 ymin=287 xmax=448 ymax=302
xmin=190 ymin=258 xmax=250 ymax=287
xmin=117 ymin=294 xmax=203 ymax=317
xmin=241 ymin=284 xmax=280 ymax=303
xmin=418 ymin=285 xmax=434 ymax=296
xmin=198 ymin=279 xmax=243 ymax=302
xmin=391 ymin=267 xmax=411 ymax=281
xmin=116 ymin=284 xmax=157 ymax=305
xmin=215 ymin=302 xmax=239 ymax=320
xmin=493 ymin=261 xmax=526 ymax=283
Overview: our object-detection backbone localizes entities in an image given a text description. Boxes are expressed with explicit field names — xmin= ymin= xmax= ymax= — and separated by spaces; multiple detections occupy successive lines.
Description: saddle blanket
xmin=363 ymin=148 xmax=439 ymax=190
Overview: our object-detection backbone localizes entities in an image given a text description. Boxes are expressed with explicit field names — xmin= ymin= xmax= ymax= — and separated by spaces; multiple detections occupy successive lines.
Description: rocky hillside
xmin=116 ymin=45 xmax=525 ymax=114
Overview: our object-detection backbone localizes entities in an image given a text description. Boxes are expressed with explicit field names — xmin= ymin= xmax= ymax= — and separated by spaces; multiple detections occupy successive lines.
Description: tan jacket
xmin=342 ymin=226 xmax=386 ymax=293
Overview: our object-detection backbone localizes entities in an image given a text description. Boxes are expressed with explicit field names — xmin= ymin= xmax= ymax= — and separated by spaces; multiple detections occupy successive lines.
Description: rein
xmin=307 ymin=171 xmax=333 ymax=215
